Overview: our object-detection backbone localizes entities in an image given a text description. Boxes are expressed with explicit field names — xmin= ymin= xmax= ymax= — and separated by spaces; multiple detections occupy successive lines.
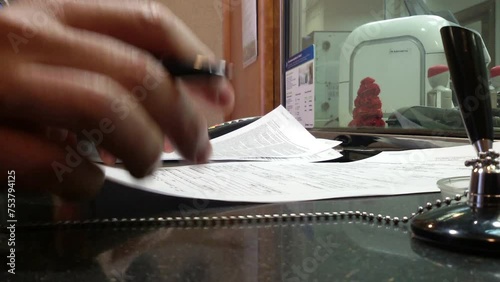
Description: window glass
xmin=285 ymin=0 xmax=499 ymax=137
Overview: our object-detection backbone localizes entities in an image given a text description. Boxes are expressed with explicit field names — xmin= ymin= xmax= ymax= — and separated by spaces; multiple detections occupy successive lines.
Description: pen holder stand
xmin=411 ymin=26 xmax=500 ymax=254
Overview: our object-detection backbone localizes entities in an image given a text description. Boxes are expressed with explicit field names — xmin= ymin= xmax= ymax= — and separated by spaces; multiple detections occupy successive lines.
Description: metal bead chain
xmin=16 ymin=191 xmax=468 ymax=230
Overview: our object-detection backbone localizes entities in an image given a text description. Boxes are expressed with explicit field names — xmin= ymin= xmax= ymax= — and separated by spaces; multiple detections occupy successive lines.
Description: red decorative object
xmin=491 ymin=66 xmax=500 ymax=78
xmin=427 ymin=65 xmax=449 ymax=78
xmin=349 ymin=77 xmax=386 ymax=128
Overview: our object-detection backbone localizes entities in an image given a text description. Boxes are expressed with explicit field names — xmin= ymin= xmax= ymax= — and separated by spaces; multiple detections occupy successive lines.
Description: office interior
xmin=2 ymin=0 xmax=500 ymax=281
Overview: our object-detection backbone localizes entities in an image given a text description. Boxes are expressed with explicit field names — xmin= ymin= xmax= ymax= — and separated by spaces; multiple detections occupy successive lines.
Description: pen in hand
xmin=161 ymin=55 xmax=232 ymax=79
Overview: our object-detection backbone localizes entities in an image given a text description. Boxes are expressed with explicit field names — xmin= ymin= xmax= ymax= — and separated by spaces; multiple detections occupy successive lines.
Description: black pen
xmin=161 ymin=55 xmax=232 ymax=79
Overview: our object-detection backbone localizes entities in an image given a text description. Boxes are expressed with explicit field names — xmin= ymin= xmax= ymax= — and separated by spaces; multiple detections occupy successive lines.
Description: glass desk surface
xmin=2 ymin=135 xmax=499 ymax=282
xmin=3 ymin=183 xmax=500 ymax=282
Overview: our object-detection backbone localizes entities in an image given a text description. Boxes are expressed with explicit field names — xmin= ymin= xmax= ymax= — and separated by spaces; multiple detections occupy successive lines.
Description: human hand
xmin=0 ymin=0 xmax=234 ymax=199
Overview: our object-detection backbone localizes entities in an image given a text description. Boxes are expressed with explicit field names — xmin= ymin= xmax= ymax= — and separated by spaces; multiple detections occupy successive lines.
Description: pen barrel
xmin=441 ymin=26 xmax=494 ymax=152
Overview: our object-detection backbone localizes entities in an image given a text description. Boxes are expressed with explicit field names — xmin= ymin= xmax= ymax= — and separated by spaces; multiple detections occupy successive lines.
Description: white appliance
xmin=302 ymin=31 xmax=351 ymax=127
xmin=426 ymin=65 xmax=453 ymax=109
xmin=337 ymin=15 xmax=488 ymax=127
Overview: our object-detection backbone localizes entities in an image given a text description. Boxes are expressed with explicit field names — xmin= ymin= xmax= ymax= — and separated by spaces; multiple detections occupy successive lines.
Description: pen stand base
xmin=411 ymin=203 xmax=500 ymax=254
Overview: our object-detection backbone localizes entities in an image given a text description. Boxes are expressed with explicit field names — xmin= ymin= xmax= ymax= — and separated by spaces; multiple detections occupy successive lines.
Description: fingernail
xmin=46 ymin=128 xmax=69 ymax=142
xmin=60 ymin=129 xmax=69 ymax=142
xmin=100 ymin=150 xmax=116 ymax=165
xmin=146 ymin=154 xmax=163 ymax=175
xmin=163 ymin=138 xmax=174 ymax=153
xmin=194 ymin=141 xmax=212 ymax=164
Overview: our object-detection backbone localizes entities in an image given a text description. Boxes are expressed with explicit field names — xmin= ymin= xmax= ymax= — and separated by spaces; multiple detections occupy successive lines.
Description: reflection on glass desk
xmin=1 ymin=135 xmax=499 ymax=282
xmin=2 ymin=186 xmax=500 ymax=282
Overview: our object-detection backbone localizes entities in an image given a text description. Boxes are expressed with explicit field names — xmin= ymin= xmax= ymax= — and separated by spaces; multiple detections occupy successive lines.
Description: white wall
xmin=323 ymin=0 xmax=384 ymax=31
xmin=426 ymin=0 xmax=499 ymax=65
xmin=302 ymin=0 xmax=385 ymax=34
xmin=304 ymin=1 xmax=324 ymax=34
xmin=424 ymin=0 xmax=487 ymax=13
xmin=290 ymin=0 xmax=306 ymax=55
xmin=385 ymin=0 xmax=409 ymax=19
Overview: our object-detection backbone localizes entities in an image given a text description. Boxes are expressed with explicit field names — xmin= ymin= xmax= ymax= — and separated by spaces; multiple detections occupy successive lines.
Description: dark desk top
xmin=2 ymin=183 xmax=500 ymax=282
xmin=2 ymin=135 xmax=499 ymax=282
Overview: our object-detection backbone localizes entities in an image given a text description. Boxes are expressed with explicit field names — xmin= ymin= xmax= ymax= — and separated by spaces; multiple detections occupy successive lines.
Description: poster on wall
xmin=285 ymin=45 xmax=315 ymax=128
xmin=242 ymin=0 xmax=258 ymax=68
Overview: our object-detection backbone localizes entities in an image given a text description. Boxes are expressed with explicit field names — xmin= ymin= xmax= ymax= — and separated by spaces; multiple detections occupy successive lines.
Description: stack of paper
xmin=103 ymin=107 xmax=490 ymax=203
xmin=162 ymin=106 xmax=342 ymax=162
xmin=104 ymin=144 xmax=485 ymax=203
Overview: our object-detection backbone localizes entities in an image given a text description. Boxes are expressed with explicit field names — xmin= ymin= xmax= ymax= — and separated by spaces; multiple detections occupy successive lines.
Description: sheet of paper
xmin=104 ymin=143 xmax=493 ymax=203
xmin=162 ymin=106 xmax=342 ymax=162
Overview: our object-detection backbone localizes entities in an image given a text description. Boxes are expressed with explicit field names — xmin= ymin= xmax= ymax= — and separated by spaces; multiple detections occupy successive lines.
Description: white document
xmin=104 ymin=143 xmax=488 ymax=203
xmin=162 ymin=106 xmax=342 ymax=162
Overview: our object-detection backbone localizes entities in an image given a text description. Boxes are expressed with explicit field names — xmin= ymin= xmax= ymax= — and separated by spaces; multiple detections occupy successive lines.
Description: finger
xmin=1 ymin=4 xmax=214 ymax=163
xmin=97 ymin=147 xmax=116 ymax=165
xmin=178 ymin=77 xmax=235 ymax=112
xmin=58 ymin=0 xmax=234 ymax=109
xmin=163 ymin=137 xmax=174 ymax=153
xmin=25 ymin=17 xmax=213 ymax=162
xmin=2 ymin=63 xmax=163 ymax=177
xmin=45 ymin=127 xmax=69 ymax=142
xmin=0 ymin=125 xmax=104 ymax=200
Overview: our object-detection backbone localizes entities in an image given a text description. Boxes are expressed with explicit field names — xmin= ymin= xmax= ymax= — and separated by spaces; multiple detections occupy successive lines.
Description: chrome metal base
xmin=411 ymin=203 xmax=500 ymax=254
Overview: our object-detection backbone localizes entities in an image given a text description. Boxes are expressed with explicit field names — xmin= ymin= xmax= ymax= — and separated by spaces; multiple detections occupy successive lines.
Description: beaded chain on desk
xmin=15 ymin=191 xmax=468 ymax=231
